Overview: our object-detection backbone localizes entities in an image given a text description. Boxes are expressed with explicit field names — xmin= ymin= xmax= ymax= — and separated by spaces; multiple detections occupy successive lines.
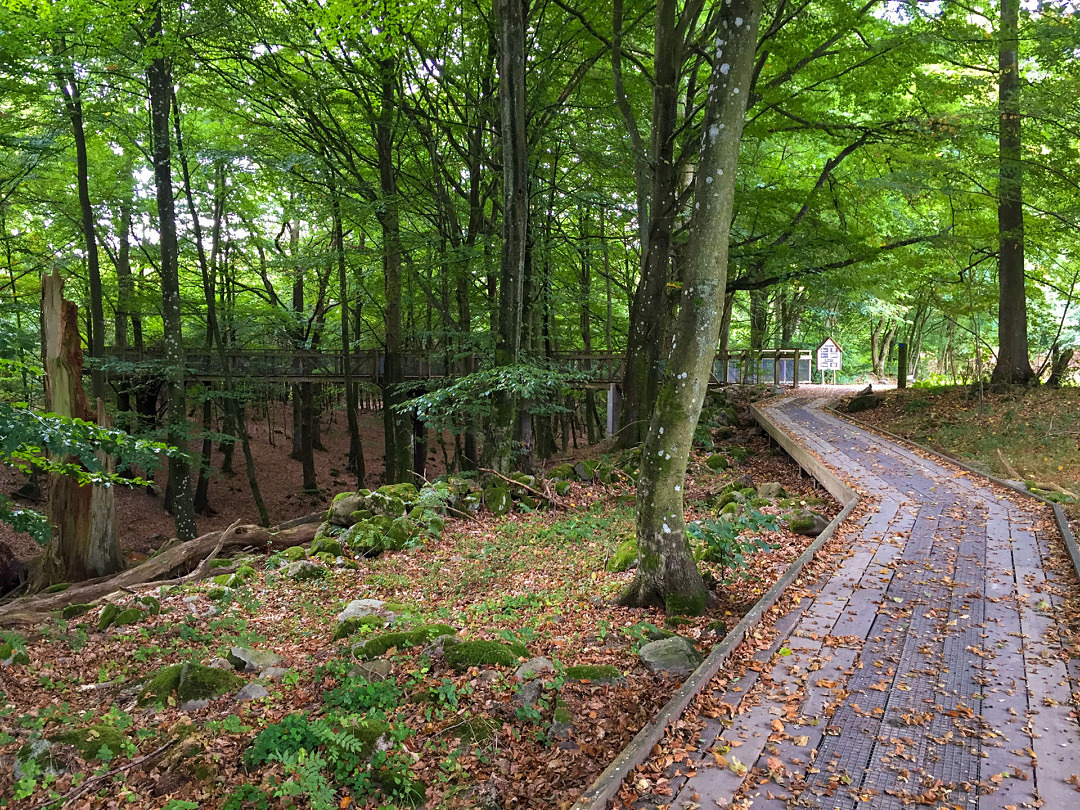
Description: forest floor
xmin=852 ymin=384 xmax=1080 ymax=520
xmin=0 ymin=394 xmax=841 ymax=809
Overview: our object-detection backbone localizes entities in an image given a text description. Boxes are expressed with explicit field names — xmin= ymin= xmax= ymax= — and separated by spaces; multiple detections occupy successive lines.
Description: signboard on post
xmin=816 ymin=337 xmax=843 ymax=374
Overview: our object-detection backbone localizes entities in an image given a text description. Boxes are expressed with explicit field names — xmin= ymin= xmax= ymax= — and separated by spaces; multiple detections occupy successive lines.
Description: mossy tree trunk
xmin=487 ymin=0 xmax=528 ymax=476
xmin=620 ymin=0 xmax=761 ymax=614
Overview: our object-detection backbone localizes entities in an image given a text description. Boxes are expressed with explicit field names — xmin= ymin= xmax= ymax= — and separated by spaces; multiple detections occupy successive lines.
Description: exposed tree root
xmin=0 ymin=513 xmax=322 ymax=627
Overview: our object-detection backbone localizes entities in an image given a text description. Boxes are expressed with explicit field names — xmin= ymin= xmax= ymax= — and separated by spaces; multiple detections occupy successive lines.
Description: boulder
xmin=48 ymin=724 xmax=124 ymax=759
xmin=285 ymin=560 xmax=328 ymax=581
xmin=350 ymin=659 xmax=394 ymax=682
xmin=338 ymin=598 xmax=387 ymax=622
xmin=572 ymin=461 xmax=594 ymax=482
xmin=328 ymin=492 xmax=367 ymax=526
xmin=638 ymin=637 xmax=703 ymax=678
xmin=483 ymin=486 xmax=512 ymax=516
xmin=444 ymin=640 xmax=529 ymax=671
xmin=235 ymin=683 xmax=270 ymax=702
xmin=757 ymin=482 xmax=785 ymax=499
xmin=138 ymin=662 xmax=244 ymax=706
xmin=310 ymin=536 xmax=344 ymax=557
xmin=563 ymin=664 xmax=625 ymax=685
xmin=789 ymin=512 xmax=830 ymax=536
xmin=734 ymin=473 xmax=755 ymax=489
xmin=227 ymin=646 xmax=284 ymax=673
xmin=515 ymin=657 xmax=554 ymax=680
xmin=706 ymin=454 xmax=729 ymax=471
xmin=605 ymin=538 xmax=638 ymax=573
xmin=260 ymin=667 xmax=289 ymax=681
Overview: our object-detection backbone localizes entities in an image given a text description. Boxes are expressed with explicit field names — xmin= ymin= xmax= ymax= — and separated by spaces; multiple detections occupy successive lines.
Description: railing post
xmin=720 ymin=350 xmax=728 ymax=384
xmin=773 ymin=349 xmax=780 ymax=387
xmin=793 ymin=349 xmax=800 ymax=388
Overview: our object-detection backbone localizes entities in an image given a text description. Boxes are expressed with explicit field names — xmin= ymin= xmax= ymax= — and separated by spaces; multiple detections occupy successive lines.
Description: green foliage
xmin=222 ymin=785 xmax=270 ymax=810
xmin=398 ymin=363 xmax=592 ymax=433
xmin=322 ymin=677 xmax=402 ymax=716
xmin=687 ymin=507 xmax=778 ymax=582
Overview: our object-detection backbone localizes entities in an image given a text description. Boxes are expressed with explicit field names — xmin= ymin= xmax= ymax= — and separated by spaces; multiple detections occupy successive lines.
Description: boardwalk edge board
xmin=571 ymin=399 xmax=858 ymax=810
xmin=824 ymin=403 xmax=1080 ymax=582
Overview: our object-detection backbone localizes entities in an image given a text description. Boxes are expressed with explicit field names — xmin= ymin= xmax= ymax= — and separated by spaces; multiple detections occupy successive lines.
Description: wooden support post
xmin=793 ymin=349 xmax=801 ymax=388
xmin=607 ymin=383 xmax=621 ymax=436
xmin=720 ymin=350 xmax=728 ymax=384
xmin=774 ymin=349 xmax=780 ymax=387
xmin=898 ymin=342 xmax=908 ymax=389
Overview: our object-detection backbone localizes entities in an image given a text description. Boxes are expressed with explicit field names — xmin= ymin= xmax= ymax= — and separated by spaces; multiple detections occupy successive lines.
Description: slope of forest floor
xmin=851 ymin=384 xmax=1080 ymax=519
xmin=0 ymin=396 xmax=840 ymax=809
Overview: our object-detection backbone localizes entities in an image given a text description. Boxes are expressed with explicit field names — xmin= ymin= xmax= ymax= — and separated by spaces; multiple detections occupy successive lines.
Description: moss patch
xmin=605 ymin=537 xmax=638 ymax=573
xmin=60 ymin=603 xmax=94 ymax=620
xmin=48 ymin=724 xmax=124 ymax=760
xmin=333 ymin=614 xmax=385 ymax=641
xmin=352 ymin=625 xmax=457 ymax=659
xmin=564 ymin=664 xmax=624 ymax=684
xmin=138 ymin=662 xmax=244 ymax=706
xmin=444 ymin=640 xmax=529 ymax=671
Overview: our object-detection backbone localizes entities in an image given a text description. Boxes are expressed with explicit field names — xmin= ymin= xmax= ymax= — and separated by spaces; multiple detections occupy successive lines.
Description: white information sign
xmin=817 ymin=337 xmax=842 ymax=371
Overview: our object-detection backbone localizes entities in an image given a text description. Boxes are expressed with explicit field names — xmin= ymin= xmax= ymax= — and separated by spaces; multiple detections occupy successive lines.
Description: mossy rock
xmin=310 ymin=536 xmax=344 ymax=557
xmin=384 ymin=517 xmax=413 ymax=550
xmin=372 ymin=768 xmax=426 ymax=807
xmin=664 ymin=616 xmax=693 ymax=628
xmin=351 ymin=509 xmax=375 ymax=523
xmin=336 ymin=558 xmax=360 ymax=570
xmin=518 ymin=495 xmax=538 ymax=511
xmin=48 ymin=724 xmax=124 ymax=759
xmin=333 ymin=614 xmax=386 ymax=641
xmin=554 ymin=481 xmax=572 ymax=496
xmin=605 ymin=537 xmax=638 ymax=573
xmin=564 ymin=664 xmax=625 ymax=684
xmin=280 ymin=545 xmax=307 ymax=561
xmin=444 ymin=640 xmax=529 ymax=671
xmin=61 ymin=603 xmax=94 ymax=621
xmin=135 ymin=595 xmax=161 ymax=615
xmin=705 ymin=620 xmax=729 ymax=636
xmin=208 ymin=558 xmax=233 ymax=569
xmin=339 ymin=718 xmax=391 ymax=760
xmin=706 ymin=454 xmax=729 ymax=471
xmin=113 ymin=608 xmax=144 ymax=627
xmin=716 ymin=492 xmax=738 ymax=509
xmin=285 ymin=560 xmax=328 ymax=581
xmin=739 ymin=487 xmax=756 ymax=498
xmin=314 ymin=551 xmax=337 ymax=565
xmin=45 ymin=582 xmax=70 ymax=594
xmin=595 ymin=463 xmax=614 ymax=485
xmin=98 ymin=603 xmax=121 ymax=631
xmin=138 ymin=662 xmax=244 ymax=706
xmin=352 ymin=624 xmax=457 ymax=660
xmin=789 ymin=515 xmax=817 ymax=534
xmin=455 ymin=715 xmax=501 ymax=743
xmin=548 ymin=463 xmax=575 ymax=481
xmin=207 ymin=587 xmax=231 ymax=600
xmin=728 ymin=447 xmax=750 ymax=462
xmin=720 ymin=502 xmax=739 ymax=515
xmin=376 ymin=482 xmax=419 ymax=503
xmin=749 ymin=497 xmax=771 ymax=508
xmin=483 ymin=486 xmax=512 ymax=516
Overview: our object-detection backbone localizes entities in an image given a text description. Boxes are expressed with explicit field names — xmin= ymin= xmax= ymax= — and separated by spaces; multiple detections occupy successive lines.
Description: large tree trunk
xmin=33 ymin=273 xmax=123 ymax=590
xmin=990 ymin=0 xmax=1035 ymax=386
xmin=375 ymin=59 xmax=413 ymax=483
xmin=54 ymin=40 xmax=106 ymax=405
xmin=486 ymin=0 xmax=529 ymax=475
xmin=617 ymin=0 xmax=682 ymax=448
xmin=333 ymin=192 xmax=365 ymax=487
xmin=147 ymin=3 xmax=197 ymax=541
xmin=621 ymin=0 xmax=761 ymax=614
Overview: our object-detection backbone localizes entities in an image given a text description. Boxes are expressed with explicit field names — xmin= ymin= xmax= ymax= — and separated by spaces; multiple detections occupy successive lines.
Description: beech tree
xmin=621 ymin=0 xmax=762 ymax=613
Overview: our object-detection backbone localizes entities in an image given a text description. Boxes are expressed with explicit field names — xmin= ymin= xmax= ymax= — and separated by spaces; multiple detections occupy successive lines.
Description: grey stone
xmin=337 ymin=599 xmax=386 ymax=623
xmin=790 ymin=511 xmax=830 ymax=536
xmin=422 ymin=634 xmax=462 ymax=659
xmin=328 ymin=493 xmax=366 ymax=526
xmin=260 ymin=667 xmax=289 ymax=681
xmin=235 ymin=683 xmax=269 ymax=701
xmin=735 ymin=473 xmax=755 ymax=489
xmin=638 ymin=637 xmax=704 ymax=678
xmin=477 ymin=670 xmax=500 ymax=685
xmin=516 ymin=680 xmax=544 ymax=707
xmin=14 ymin=740 xmax=55 ymax=780
xmin=349 ymin=659 xmax=393 ymax=682
xmin=515 ymin=656 xmax=554 ymax=680
xmin=757 ymin=482 xmax=785 ymax=499
xmin=206 ymin=657 xmax=232 ymax=670
xmin=227 ymin=646 xmax=283 ymax=673
xmin=179 ymin=698 xmax=211 ymax=712
xmin=285 ymin=560 xmax=327 ymax=581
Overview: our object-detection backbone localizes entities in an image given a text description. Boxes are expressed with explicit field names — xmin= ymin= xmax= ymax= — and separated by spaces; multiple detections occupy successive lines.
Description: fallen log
xmin=0 ymin=513 xmax=322 ymax=627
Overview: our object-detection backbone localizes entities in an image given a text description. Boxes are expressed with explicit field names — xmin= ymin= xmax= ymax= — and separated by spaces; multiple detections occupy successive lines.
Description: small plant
xmin=688 ymin=506 xmax=778 ymax=582
xmin=323 ymin=677 xmax=402 ymax=716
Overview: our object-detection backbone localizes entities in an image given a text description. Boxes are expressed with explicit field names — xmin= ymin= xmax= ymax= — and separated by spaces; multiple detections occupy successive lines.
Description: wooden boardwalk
xmin=634 ymin=396 xmax=1080 ymax=809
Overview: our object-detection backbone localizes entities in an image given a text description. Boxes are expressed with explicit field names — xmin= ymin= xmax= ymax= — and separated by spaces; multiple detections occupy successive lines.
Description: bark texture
xmin=34 ymin=273 xmax=122 ymax=589
xmin=621 ymin=0 xmax=762 ymax=613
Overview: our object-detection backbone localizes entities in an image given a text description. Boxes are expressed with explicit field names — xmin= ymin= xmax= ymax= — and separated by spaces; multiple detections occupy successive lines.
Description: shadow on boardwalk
xmin=624 ymin=395 xmax=1080 ymax=810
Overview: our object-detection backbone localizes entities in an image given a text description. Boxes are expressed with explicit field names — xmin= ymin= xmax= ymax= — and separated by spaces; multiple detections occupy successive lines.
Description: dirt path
xmin=638 ymin=395 xmax=1080 ymax=809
